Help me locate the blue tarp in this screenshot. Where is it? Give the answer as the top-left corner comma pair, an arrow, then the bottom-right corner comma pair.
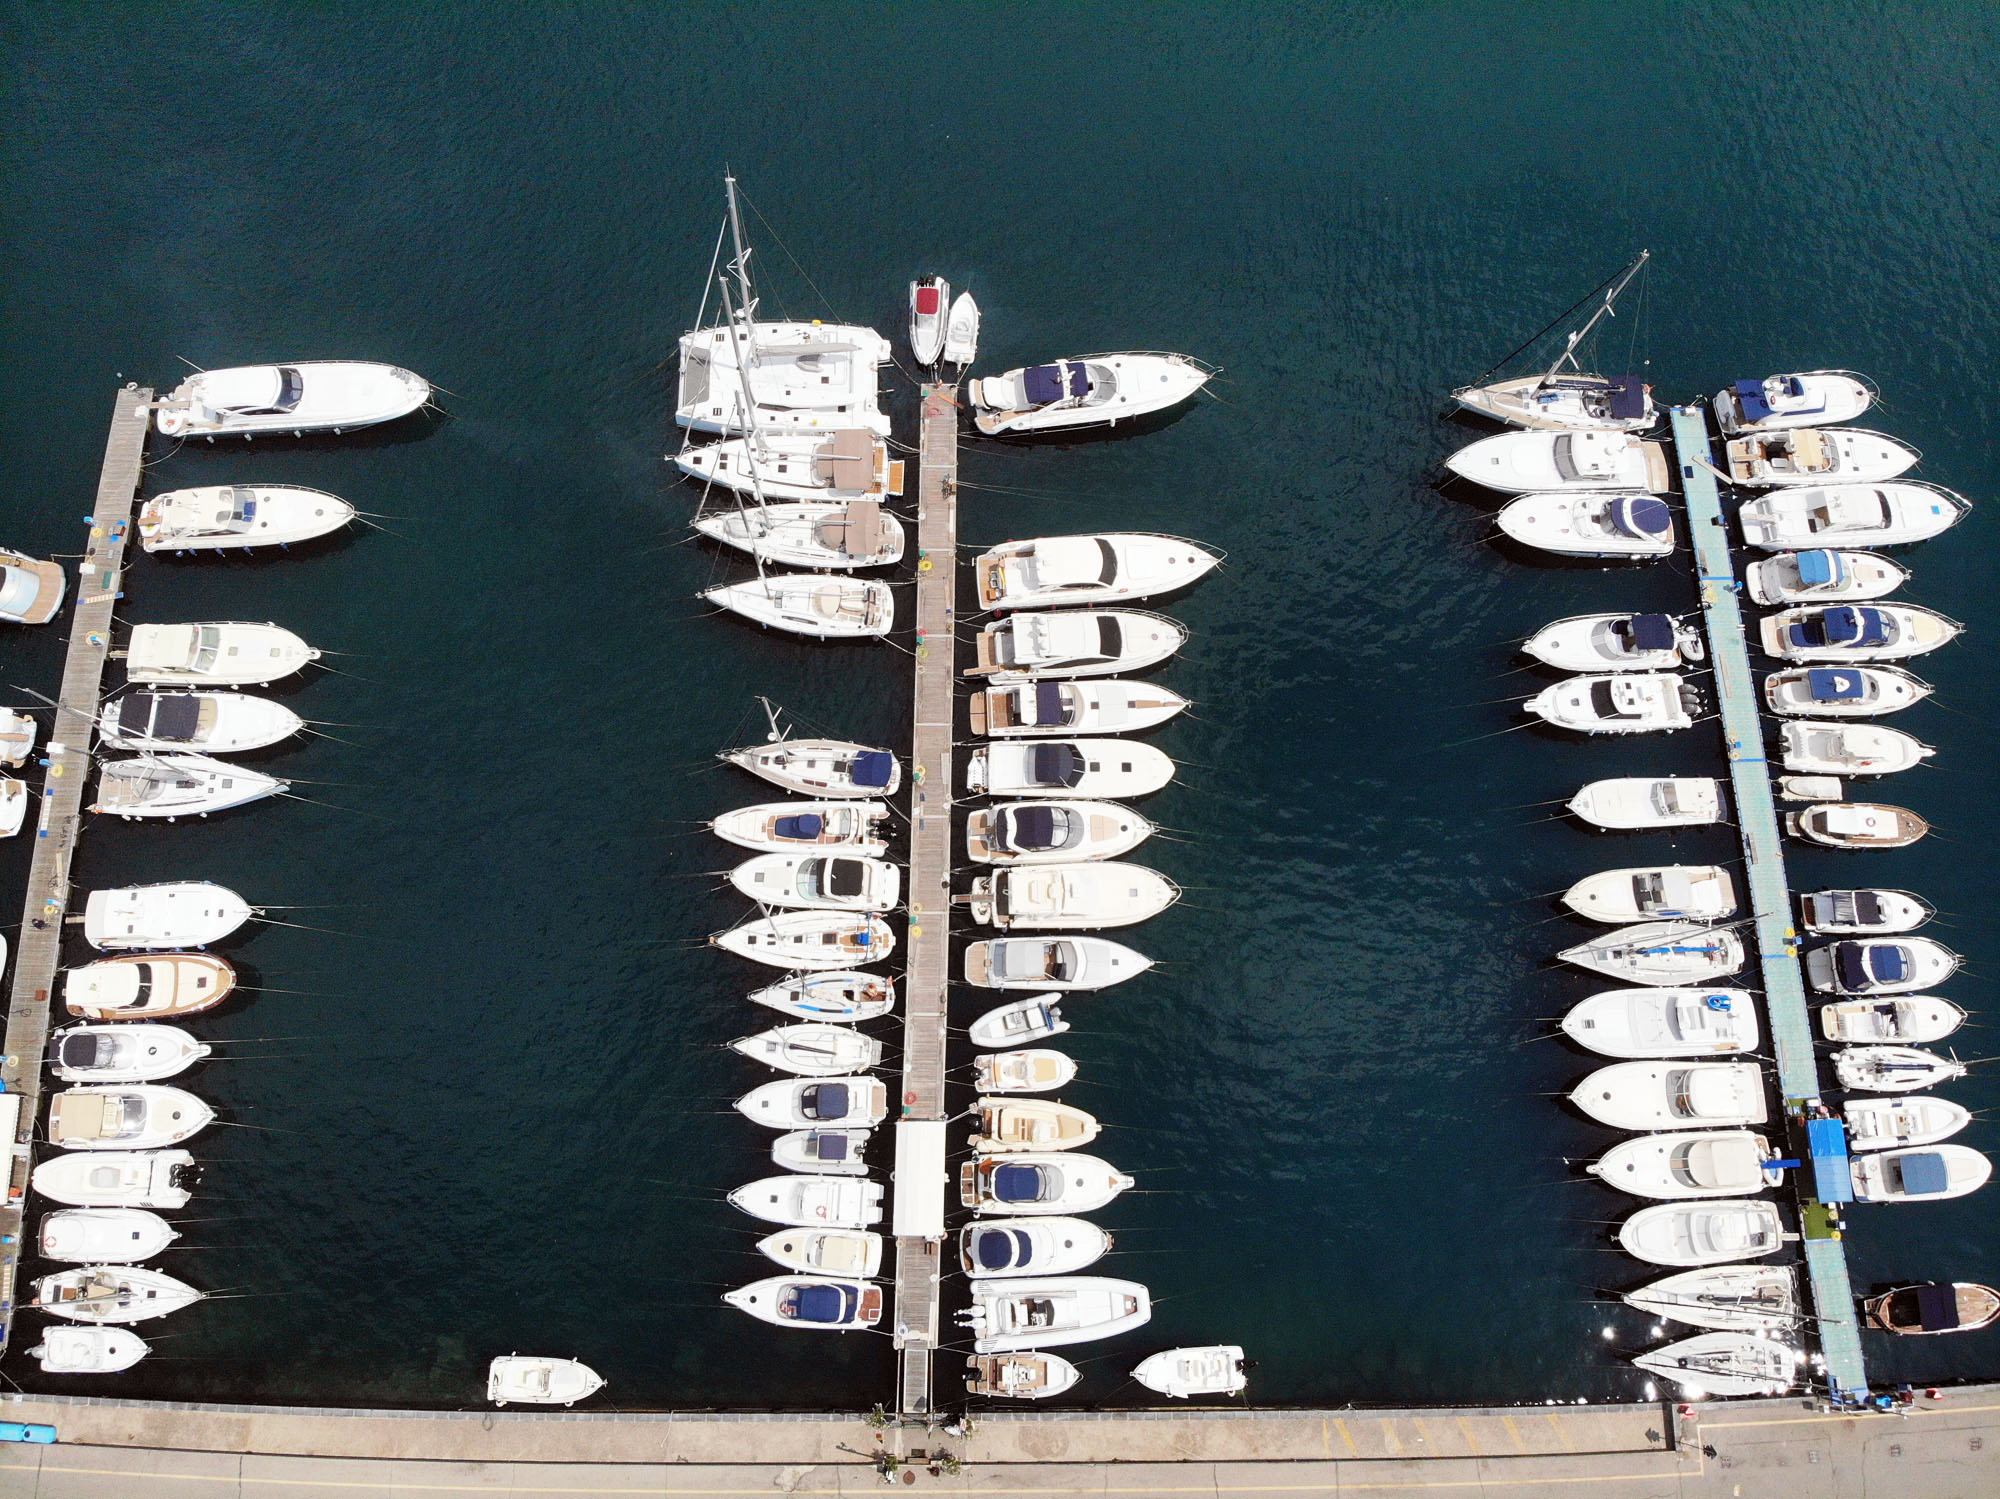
1006,803 -> 1058,848
1613,495 -> 1672,537
849,750 -> 893,788
1805,668 -> 1864,701
1806,1116 -> 1853,1203
1899,1152 -> 1951,1196
1604,377 -> 1648,419
1630,613 -> 1675,651
1035,681 -> 1065,722
775,813 -> 824,839
1022,362 -> 1087,405
993,1163 -> 1047,1202
1916,1283 -> 1962,1330
1733,377 -> 1774,423
974,1228 -> 1017,1271
1796,549 -> 1840,588
793,1284 -> 851,1323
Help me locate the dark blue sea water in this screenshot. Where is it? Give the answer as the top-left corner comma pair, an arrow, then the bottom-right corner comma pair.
3,3 -> 1999,1410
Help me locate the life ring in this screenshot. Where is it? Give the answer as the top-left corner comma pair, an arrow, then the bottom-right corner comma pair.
904,1091 -> 918,1107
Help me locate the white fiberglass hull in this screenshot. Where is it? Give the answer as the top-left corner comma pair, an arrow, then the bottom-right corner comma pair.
1588,1130 -> 1777,1199
711,911 -> 895,970
487,1356 -> 605,1406
30,1149 -> 194,1209
1714,371 -> 1873,435
974,1049 -> 1079,1094
724,740 -> 901,798
723,1275 -> 883,1330
693,502 -> 905,570
1759,604 -> 1959,663
712,800 -> 890,856
966,741 -> 1176,799
1844,1095 -> 1970,1151
1559,988 -> 1759,1058
1781,722 -> 1931,776
1569,1062 -> 1768,1132
729,1174 -> 884,1229
968,997 -> 1068,1048
971,610 -> 1186,682
975,534 -> 1220,610
1448,431 -> 1670,494
960,1154 -> 1132,1217
967,862 -> 1179,930
1524,614 -> 1695,673
728,853 -> 899,911
960,1217 -> 1112,1278
83,882 -> 254,950
677,320 -> 892,437
1724,428 -> 1918,488
1619,1200 -> 1786,1267
38,1208 -> 179,1263
1133,1344 -> 1249,1399
1569,777 -> 1722,830
964,934 -> 1155,991
1623,1266 -> 1799,1332
1560,923 -> 1745,985
735,1076 -> 889,1130
962,1275 -> 1152,1352
155,362 -> 429,439
756,1228 -> 884,1278
772,1127 -> 872,1175
34,1266 -> 201,1323
972,354 -> 1211,436
1764,665 -> 1930,717
703,575 -> 893,640
1834,1046 -> 1965,1093
91,754 -> 287,819
137,485 -> 356,552
48,1084 -> 214,1147
1496,493 -> 1675,556
1633,1332 -> 1799,1397
124,622 -> 319,687
967,801 -> 1157,866
973,680 -> 1190,739
28,1325 -> 150,1373
101,690 -> 303,754
1851,1144 -> 1991,1203
1563,866 -> 1736,924
747,971 -> 896,1023
1820,996 -> 1964,1045
730,1024 -> 884,1077
677,431 -> 901,504
1745,550 -> 1905,606
1737,483 -> 1967,550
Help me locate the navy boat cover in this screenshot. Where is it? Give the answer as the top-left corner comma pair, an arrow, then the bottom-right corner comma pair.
1915,1283 -> 1962,1331
992,1163 -> 1048,1202
57,1034 -> 111,1068
826,860 -> 865,899
1613,495 -> 1672,537
793,1284 -> 850,1323
1805,669 -> 1864,701
1806,1116 -> 1854,1203
849,750 -> 894,788
1034,681 -> 1067,724
1022,362 -> 1089,405
1604,377 -> 1648,420
1897,1152 -> 1950,1197
144,692 -> 202,743
1868,944 -> 1912,985
1630,613 -> 1675,651
1031,743 -> 1083,787
1733,377 -> 1774,423
811,1133 -> 850,1162
1853,890 -> 1884,925
1005,803 -> 1059,849
774,813 -> 824,840
973,1227 -> 1030,1271
801,1083 -> 848,1119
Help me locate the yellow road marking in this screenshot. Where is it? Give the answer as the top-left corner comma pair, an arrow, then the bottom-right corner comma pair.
1333,1417 -> 1361,1456
1501,1414 -> 1526,1451
1455,1417 -> 1481,1455
1546,1411 -> 1579,1452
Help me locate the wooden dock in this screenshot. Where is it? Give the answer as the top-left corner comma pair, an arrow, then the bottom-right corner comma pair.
891,383 -> 959,1415
1670,405 -> 1868,1398
0,384 -> 153,1353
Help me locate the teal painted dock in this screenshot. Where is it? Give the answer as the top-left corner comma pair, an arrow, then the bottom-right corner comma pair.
1669,405 -> 1868,1397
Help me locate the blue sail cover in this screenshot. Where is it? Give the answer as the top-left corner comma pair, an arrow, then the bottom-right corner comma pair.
1796,549 -> 1841,588
1806,1116 -> 1853,1203
774,813 -> 824,840
1898,1152 -> 1950,1196
1613,496 -> 1672,537
1630,613 -> 1676,651
1805,669 -> 1864,702
1604,377 -> 1647,419
792,1284 -> 851,1324
1733,377 -> 1774,422
850,750 -> 893,788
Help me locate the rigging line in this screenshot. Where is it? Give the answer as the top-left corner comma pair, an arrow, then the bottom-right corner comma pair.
737,186 -> 837,323
1462,253 -> 1647,393
691,216 -> 726,336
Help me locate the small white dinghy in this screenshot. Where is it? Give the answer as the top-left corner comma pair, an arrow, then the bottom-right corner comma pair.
85,883 -> 254,951
976,1049 -> 1078,1094
1799,888 -> 1931,935
1844,1095 -> 1970,1151
725,1275 -> 883,1330
91,753 -> 288,819
1447,431 -> 1671,494
1852,1144 -> 1991,1203
1746,549 -> 1905,606
966,1352 -> 1078,1400
27,1325 -> 150,1374
39,1207 -> 179,1263
747,971 -> 895,1023
965,935 -> 1153,991
1760,603 -> 1959,663
1787,801 -> 1928,850
943,292 -> 980,366
960,1217 -> 1112,1278
961,1275 -> 1152,1352
1569,776 -> 1722,830
1623,1266 -> 1798,1332
678,429 -> 904,506
1806,937 -> 1957,995
155,362 -> 429,439
1560,988 -> 1759,1058
1714,372 -> 1874,435
712,801 -> 890,856
729,1174 -> 884,1228
31,1149 -> 194,1209
972,679 -> 1189,738
969,996 -> 1068,1048
486,1355 -> 605,1406
729,853 -> 900,911
1835,1046 -> 1966,1093
1526,674 -> 1698,734
703,573 -> 893,640
0,777 -> 24,838
967,863 -> 1179,931
970,610 -> 1186,681
909,276 -> 949,368
968,742 -> 1177,800
1560,922 -> 1745,985
1569,1062 -> 1768,1132
0,548 -> 67,625
756,1227 -> 883,1278
1724,428 -> 1918,487
51,1025 -> 210,1083
710,910 -> 894,970
694,500 -> 905,570
1588,1130 -> 1779,1199
1764,664 -> 1930,717
1820,996 -> 1965,1045
724,738 -> 900,798
100,690 -> 303,754
975,534 -> 1220,610
971,1097 -> 1100,1154
137,485 -> 355,553
731,1024 -> 883,1077
971,353 -> 1212,436
772,1127 -> 872,1175
1619,1200 -> 1787,1266
1524,613 -> 1701,672
735,1076 -> 889,1130
48,1086 -> 212,1149
0,708 -> 38,766
1563,866 -> 1736,924
124,622 -> 319,686
960,1154 -> 1132,1217
35,1265 -> 201,1323
1781,722 -> 1932,777
967,801 -> 1156,865
65,953 -> 236,1021
1737,483 -> 1968,549
1633,1333 -> 1800,1398
1133,1345 -> 1248,1399
1496,492 -> 1675,557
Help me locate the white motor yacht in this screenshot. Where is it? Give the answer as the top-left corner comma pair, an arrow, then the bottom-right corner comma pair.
1835,1046 -> 1965,1093
39,1208 -> 178,1264
1764,665 -> 1930,716
0,548 -> 67,624
735,1076 -> 888,1130
961,1276 -> 1153,1352
1852,1145 -> 1991,1203
972,1098 -> 1100,1154
694,500 -> 905,571
909,276 -> 949,367
1820,996 -> 1964,1045
724,1276 -> 883,1331
1724,428 -> 1917,487
1495,492 -> 1675,557
975,1049 -> 1079,1094
124,622 -> 319,687
964,935 -> 1153,991
91,754 -> 288,819
1619,1200 -> 1786,1266
1737,483 -> 1968,549
703,574 -> 893,640
967,801 -> 1155,865
1760,604 -> 1959,663
966,863 -> 1179,930
0,708 -> 37,766
974,534 -> 1220,610
1781,722 -> 1932,776
973,679 -> 1188,739
27,1325 -> 150,1374
137,485 -> 355,553
1560,988 -> 1759,1058
486,1356 -> 605,1406
971,353 -> 1212,436
724,737 -> 900,798
729,1174 -> 883,1229
756,1227 -> 883,1278
1714,371 -> 1874,435
48,1086 -> 212,1149
966,1352 -> 1079,1400
771,1127 -> 872,1175
967,741 -> 1175,799
1447,431 -> 1671,494
1526,673 -> 1698,734
1787,801 -> 1928,850
1524,613 -> 1701,673
100,690 -> 302,754
943,291 -> 980,366
34,1265 -> 201,1323
1798,888 -> 1931,935
64,953 -> 235,1020
960,1154 -> 1132,1217
1845,1095 -> 1970,1151
30,1149 -> 194,1209
1588,1130 -> 1780,1199
1807,937 -> 1957,995
730,1024 -> 883,1077
83,882 -> 254,951
1133,1345 -> 1250,1399
1623,1266 -> 1799,1332
1634,1333 -> 1800,1398
710,910 -> 894,970
1569,776 -> 1722,830
1563,866 -> 1736,924
51,1025 -> 209,1083
679,428 -> 903,504
747,971 -> 895,1023
728,853 -> 900,912
968,997 -> 1069,1049
155,362 -> 428,439
1560,923 -> 1744,985
970,609 -> 1186,681
1745,549 -> 1905,607
712,800 -> 890,857
960,1218 -> 1112,1278
1570,1062 -> 1768,1132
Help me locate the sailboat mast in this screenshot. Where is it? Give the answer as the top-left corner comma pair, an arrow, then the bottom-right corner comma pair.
1543,249 -> 1650,384
716,270 -> 775,513
724,173 -> 756,324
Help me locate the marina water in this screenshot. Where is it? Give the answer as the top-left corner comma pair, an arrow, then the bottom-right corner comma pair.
3,4 -> 1998,1407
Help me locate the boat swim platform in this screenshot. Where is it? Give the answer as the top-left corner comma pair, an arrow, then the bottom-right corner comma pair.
890,383 -> 960,1417
0,384 -> 153,1359
1669,405 -> 1867,1399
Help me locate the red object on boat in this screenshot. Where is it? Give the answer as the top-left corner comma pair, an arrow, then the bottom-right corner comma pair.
915,286 -> 941,314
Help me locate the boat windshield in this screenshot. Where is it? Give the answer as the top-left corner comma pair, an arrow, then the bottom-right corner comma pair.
127,963 -> 155,1008
191,627 -> 222,672
274,366 -> 305,411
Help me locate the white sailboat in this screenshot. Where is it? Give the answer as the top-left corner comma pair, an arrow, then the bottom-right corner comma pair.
1453,253 -> 1655,432
703,571 -> 894,640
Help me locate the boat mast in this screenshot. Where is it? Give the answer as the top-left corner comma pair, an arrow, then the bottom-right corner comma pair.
716,270 -> 776,515
1543,250 -> 1649,385
723,172 -> 757,325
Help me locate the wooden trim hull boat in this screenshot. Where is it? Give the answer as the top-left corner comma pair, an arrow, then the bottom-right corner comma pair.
0,549 -> 67,625
712,800 -> 890,856
1746,549 -> 1905,606
1851,1144 -> 1991,1203
1568,1062 -> 1768,1131
1563,866 -> 1735,924
1781,723 -> 1932,776
38,1208 -> 178,1264
124,622 -> 319,687
974,1049 -> 1078,1095
967,802 -> 1156,865
50,1024 -> 210,1083
966,1352 -> 1078,1399
1764,665 -> 1930,717
710,911 -> 895,970
1447,431 -> 1672,494
728,1174 -> 884,1229
34,1265 -> 201,1323
27,1326 -> 149,1373
30,1149 -> 194,1209
1820,996 -> 1965,1044
1714,371 -> 1874,435
734,1077 -> 888,1130
1833,1046 -> 1965,1093
1618,1200 -> 1786,1267
486,1355 -> 605,1405
1632,1332 -> 1800,1397
971,353 -> 1212,436
1588,1130 -> 1779,1199
1844,1095 -> 1970,1150
730,1024 -> 883,1077
975,534 -> 1219,610
971,1097 -> 1100,1154
101,690 -> 303,754
49,1086 -> 213,1149
155,362 -> 429,439
959,1154 -> 1132,1216
960,1275 -> 1152,1351
756,1228 -> 883,1277
746,971 -> 895,1023
1622,1266 -> 1798,1331
968,997 -> 1068,1048
1724,427 -> 1917,487
724,740 -> 901,798
772,1127 -> 872,1175
966,741 -> 1175,798
972,680 -> 1189,739
1133,1345 -> 1249,1399
959,1217 -> 1111,1277
724,1275 -> 883,1330
966,862 -> 1179,930
137,485 -> 355,552
1864,1282 -> 2000,1336
1786,802 -> 1928,849
1560,988 -> 1759,1058
1737,482 -> 1967,549
728,853 -> 899,911
64,954 -> 235,1020
1569,777 -> 1721,829
968,610 -> 1186,682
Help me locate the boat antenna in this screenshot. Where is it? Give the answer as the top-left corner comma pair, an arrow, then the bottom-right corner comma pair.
723,171 -> 757,325
1542,250 -> 1649,385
